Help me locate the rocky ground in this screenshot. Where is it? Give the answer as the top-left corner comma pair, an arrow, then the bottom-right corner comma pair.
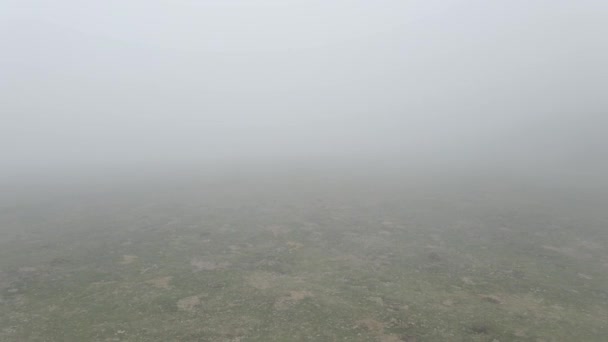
1,175 -> 606,341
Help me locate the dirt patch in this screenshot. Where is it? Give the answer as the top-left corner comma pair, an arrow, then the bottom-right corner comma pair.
500,293 -> 561,320
442,299 -> 454,307
119,255 -> 138,265
469,322 -> 491,334
146,276 -> 172,289
191,258 -> 230,271
246,271 -> 280,290
460,276 -> 475,285
266,225 -> 288,238
356,319 -> 404,342
18,267 -> 38,273
541,245 -> 591,259
479,294 -> 503,304
274,290 -> 313,310
381,335 -> 406,342
286,240 -> 303,252
368,296 -> 384,306
177,295 -> 201,312
382,220 -> 395,227
357,319 -> 385,334
0,271 -> 10,291
330,254 -> 366,268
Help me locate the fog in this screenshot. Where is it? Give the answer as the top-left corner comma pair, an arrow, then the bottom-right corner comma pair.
2,0 -> 606,184
2,2 -> 608,340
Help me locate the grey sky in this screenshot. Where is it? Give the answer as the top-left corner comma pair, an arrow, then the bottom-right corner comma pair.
1,1 -> 607,176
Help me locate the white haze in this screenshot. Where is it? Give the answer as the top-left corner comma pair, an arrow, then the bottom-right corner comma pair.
1,0 -> 607,182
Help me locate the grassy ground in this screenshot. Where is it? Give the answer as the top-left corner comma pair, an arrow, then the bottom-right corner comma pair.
1,174 -> 607,341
